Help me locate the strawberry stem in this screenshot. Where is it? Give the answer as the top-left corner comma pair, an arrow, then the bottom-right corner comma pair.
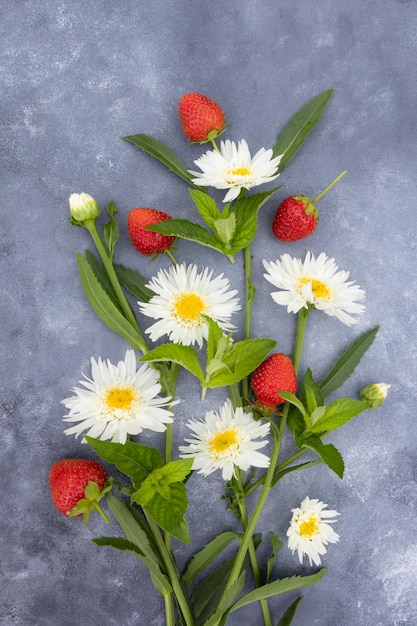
92,501 -> 110,524
165,248 -> 177,264
312,170 -> 347,204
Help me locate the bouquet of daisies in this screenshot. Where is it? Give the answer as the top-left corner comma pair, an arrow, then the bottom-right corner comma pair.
49,90 -> 388,626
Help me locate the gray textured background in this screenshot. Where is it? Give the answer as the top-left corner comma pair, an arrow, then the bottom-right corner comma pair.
1,1 -> 416,625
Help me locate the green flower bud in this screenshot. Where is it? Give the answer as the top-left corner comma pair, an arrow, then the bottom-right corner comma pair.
69,193 -> 100,222
360,383 -> 390,409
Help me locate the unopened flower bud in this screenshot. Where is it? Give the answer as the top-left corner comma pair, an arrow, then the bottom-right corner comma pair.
69,193 -> 100,222
360,383 -> 390,409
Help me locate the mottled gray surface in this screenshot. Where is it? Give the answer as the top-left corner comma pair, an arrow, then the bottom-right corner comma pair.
1,1 -> 416,625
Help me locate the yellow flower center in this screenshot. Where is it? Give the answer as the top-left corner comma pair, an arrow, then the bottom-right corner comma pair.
299,516 -> 319,538
173,291 -> 207,325
210,429 -> 239,456
298,277 -> 331,300
105,386 -> 137,411
228,167 -> 251,177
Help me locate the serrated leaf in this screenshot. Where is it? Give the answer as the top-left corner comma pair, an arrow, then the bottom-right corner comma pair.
123,133 -> 194,185
146,218 -> 224,254
207,338 -> 276,387
277,596 -> 303,626
182,531 -> 241,587
92,535 -> 144,556
266,533 -> 283,583
140,343 -> 205,383
228,188 -> 280,253
85,436 -> 163,487
76,253 -> 144,349
272,90 -> 334,172
319,326 -> 379,397
84,249 -> 121,310
103,201 -> 119,261
205,316 -> 228,363
113,263 -> 153,302
230,569 -> 327,612
302,435 -> 345,479
310,398 -> 369,433
300,369 -> 323,414
189,188 -> 221,230
213,214 -> 237,247
145,482 -> 191,543
159,458 -> 194,484
278,391 -> 308,421
309,406 -> 326,426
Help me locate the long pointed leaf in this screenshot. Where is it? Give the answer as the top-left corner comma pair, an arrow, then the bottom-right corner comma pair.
76,253 -> 144,349
230,569 -> 326,612
319,326 -> 379,397
113,262 -> 153,302
277,596 -> 303,626
182,531 -> 241,587
123,134 -> 194,185
273,90 -> 333,172
146,219 -> 224,253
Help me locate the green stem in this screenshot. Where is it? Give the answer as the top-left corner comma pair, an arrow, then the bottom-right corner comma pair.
241,244 -> 255,401
235,472 -> 272,626
215,309 -> 310,618
145,513 -> 194,626
164,362 -> 179,553
312,170 -> 347,204
163,592 -> 175,626
84,219 -> 149,354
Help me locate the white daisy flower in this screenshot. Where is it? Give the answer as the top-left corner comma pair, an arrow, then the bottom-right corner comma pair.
139,263 -> 241,348
189,139 -> 282,203
263,251 -> 365,326
62,349 -> 174,444
287,496 -> 340,567
179,398 -> 270,481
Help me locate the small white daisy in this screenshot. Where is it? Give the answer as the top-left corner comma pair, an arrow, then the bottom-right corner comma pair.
263,251 -> 365,326
287,496 -> 340,567
179,398 -> 270,481
62,349 -> 174,444
189,139 -> 282,203
139,263 -> 241,348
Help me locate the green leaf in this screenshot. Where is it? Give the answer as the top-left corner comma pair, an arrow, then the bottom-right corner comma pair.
207,338 -> 276,387
140,343 -> 205,383
159,458 -> 194,484
92,535 -> 145,556
266,533 -> 283,583
85,436 -> 163,487
189,188 -> 222,230
84,249 -> 121,310
105,493 -> 171,595
203,571 -> 246,626
230,569 -> 327,612
76,253 -> 144,349
277,596 -> 303,626
145,218 -> 224,254
300,369 -> 324,414
228,189 -> 280,253
182,531 -> 241,587
302,435 -> 345,479
103,201 -> 119,261
272,90 -> 334,172
113,263 -> 153,302
310,398 -> 369,433
122,133 -> 194,185
319,326 -> 379,397
206,316 -> 228,363
144,482 -> 191,543
278,391 -> 308,421
213,214 -> 237,248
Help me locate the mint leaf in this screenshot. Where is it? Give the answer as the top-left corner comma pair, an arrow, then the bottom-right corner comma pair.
140,343 -> 205,383
146,219 -> 224,253
228,188 -> 280,253
302,434 -> 345,478
207,338 -> 276,387
310,398 -> 369,433
189,188 -> 222,230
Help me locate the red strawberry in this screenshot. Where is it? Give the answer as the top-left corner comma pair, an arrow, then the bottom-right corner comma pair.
179,92 -> 225,143
127,208 -> 176,256
49,459 -> 109,523
251,353 -> 297,409
272,171 -> 347,242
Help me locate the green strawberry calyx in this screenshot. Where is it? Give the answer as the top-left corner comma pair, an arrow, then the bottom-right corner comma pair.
68,480 -> 112,526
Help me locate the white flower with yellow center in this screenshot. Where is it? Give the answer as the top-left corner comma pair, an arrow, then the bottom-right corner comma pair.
263,251 -> 365,326
287,496 -> 340,566
139,263 -> 240,347
179,399 -> 270,481
189,139 -> 282,203
62,349 -> 174,444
